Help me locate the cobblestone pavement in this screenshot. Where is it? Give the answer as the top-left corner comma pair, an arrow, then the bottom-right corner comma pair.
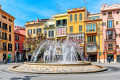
0,63 -> 120,80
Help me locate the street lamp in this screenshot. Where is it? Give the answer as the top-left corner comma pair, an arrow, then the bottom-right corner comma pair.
97,27 -> 101,63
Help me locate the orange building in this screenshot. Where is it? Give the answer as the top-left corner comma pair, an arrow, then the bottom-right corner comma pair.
0,5 -> 15,62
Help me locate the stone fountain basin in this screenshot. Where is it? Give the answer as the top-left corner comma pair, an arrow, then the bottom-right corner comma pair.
8,61 -> 107,74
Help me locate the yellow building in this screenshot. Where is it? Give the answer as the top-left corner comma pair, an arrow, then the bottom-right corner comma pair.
85,13 -> 103,62
0,5 -> 15,62
55,13 -> 68,43
25,19 -> 48,37
25,18 -> 48,60
67,7 -> 89,56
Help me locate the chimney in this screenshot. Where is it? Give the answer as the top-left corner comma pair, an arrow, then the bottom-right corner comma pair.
37,18 -> 39,22
52,14 -> 54,18
0,5 -> 1,9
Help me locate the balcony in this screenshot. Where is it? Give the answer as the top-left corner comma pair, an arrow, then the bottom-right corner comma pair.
105,41 -> 116,52
44,24 -> 55,29
56,27 -> 67,37
86,29 -> 97,34
86,42 -> 97,53
0,47 -> 7,51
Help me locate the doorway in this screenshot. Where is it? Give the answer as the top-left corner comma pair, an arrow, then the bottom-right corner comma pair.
89,55 -> 97,62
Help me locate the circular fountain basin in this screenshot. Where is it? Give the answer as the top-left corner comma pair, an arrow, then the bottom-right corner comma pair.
8,61 -> 107,74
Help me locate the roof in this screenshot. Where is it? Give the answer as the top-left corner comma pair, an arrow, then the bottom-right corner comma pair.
0,9 -> 15,19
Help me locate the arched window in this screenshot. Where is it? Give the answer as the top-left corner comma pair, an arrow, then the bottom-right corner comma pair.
79,13 -> 82,21
70,14 -> 72,22
74,14 -> 77,22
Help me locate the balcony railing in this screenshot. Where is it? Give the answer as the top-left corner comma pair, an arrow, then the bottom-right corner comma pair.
0,47 -> 7,51
86,42 -> 97,53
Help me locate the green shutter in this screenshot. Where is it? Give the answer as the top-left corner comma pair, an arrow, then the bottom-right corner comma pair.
70,14 -> 72,22
70,26 -> 73,33
79,13 -> 82,21
79,25 -> 82,32
74,14 -> 77,22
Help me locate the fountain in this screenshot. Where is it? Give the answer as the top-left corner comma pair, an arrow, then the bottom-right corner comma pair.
8,40 -> 107,73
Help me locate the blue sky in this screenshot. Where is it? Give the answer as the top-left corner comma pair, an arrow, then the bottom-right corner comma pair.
0,0 -> 120,27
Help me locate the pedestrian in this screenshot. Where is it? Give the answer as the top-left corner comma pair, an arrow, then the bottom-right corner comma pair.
108,57 -> 111,63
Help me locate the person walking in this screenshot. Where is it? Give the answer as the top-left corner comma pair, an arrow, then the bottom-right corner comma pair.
108,57 -> 111,63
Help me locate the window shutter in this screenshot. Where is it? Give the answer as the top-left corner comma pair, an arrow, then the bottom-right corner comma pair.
112,20 -> 114,27
107,21 -> 108,28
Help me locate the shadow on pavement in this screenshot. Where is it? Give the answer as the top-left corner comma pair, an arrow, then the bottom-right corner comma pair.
10,76 -> 38,80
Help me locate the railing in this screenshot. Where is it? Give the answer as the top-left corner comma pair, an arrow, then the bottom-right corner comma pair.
87,42 -> 96,44
0,47 -> 7,51
86,45 -> 97,53
67,7 -> 85,12
86,42 -> 97,53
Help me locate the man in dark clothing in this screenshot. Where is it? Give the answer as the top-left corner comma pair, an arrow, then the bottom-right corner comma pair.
108,57 -> 111,63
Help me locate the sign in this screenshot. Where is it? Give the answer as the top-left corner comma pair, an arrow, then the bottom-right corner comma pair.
99,52 -> 102,56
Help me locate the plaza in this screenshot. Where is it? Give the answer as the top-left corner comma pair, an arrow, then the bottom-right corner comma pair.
0,63 -> 120,80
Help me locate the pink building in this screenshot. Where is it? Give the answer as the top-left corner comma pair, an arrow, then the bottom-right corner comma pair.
14,26 -> 26,62
101,4 -> 120,63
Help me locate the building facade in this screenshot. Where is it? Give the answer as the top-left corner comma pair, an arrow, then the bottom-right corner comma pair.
67,7 -> 88,58
85,13 -> 103,62
101,4 -> 120,63
55,13 -> 68,43
14,26 -> 26,62
43,16 -> 55,40
0,5 -> 15,62
25,18 -> 48,61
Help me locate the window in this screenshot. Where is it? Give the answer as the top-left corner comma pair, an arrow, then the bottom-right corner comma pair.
15,35 -> 19,40
108,11 -> 112,18
44,31 -> 47,35
79,13 -> 82,21
8,43 -> 12,51
9,19 -> 12,22
86,24 -> 96,32
74,14 -> 77,22
2,15 -> 7,19
37,28 -> 41,34
108,43 -> 113,50
79,25 -> 82,32
2,32 -> 7,40
56,19 -> 67,27
107,20 -> 114,28
87,36 -> 96,44
49,24 -> 54,27
3,43 -> 7,51
70,14 -> 72,22
56,28 -> 66,36
2,23 -> 7,30
116,34 -> 119,38
106,31 -> 115,40
27,29 -> 32,35
70,26 -> 73,33
103,22 -> 106,26
9,26 -> 11,32
116,11 -> 119,14
103,13 -> 106,15
116,21 -> 119,25
9,34 -> 11,41
15,43 -> 19,50
48,30 -> 54,38
0,21 -> 1,28
33,29 -> 36,34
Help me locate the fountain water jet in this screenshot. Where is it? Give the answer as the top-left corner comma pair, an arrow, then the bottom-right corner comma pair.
8,40 -> 108,74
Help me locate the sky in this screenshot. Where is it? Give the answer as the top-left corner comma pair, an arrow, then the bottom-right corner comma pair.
0,0 -> 120,27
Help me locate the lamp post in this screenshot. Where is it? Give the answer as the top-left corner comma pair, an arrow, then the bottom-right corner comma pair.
98,27 -> 101,63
